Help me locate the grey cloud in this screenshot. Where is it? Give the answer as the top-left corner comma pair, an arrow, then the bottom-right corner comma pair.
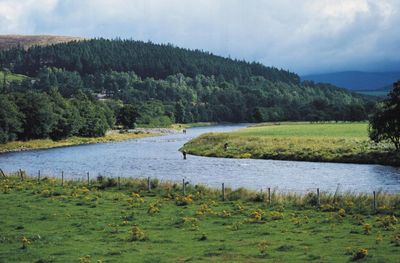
0,0 -> 399,74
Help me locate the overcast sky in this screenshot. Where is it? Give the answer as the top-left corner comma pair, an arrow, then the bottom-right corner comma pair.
0,0 -> 399,75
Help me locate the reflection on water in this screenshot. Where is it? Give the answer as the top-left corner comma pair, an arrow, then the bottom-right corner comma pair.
0,124 -> 399,193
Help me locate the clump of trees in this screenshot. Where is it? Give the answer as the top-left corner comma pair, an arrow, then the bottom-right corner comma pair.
0,90 -> 140,143
369,81 -> 400,150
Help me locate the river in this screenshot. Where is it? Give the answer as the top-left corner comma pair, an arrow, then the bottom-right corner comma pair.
0,124 -> 399,193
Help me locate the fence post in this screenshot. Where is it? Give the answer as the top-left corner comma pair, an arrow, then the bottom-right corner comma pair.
182,179 -> 186,195
373,191 -> 377,211
37,170 -> 41,184
222,183 -> 225,201
0,168 -> 6,178
19,169 -> 24,181
87,172 -> 90,187
118,176 -> 121,189
147,177 -> 151,192
317,188 -> 320,207
61,171 -> 64,187
268,187 -> 271,204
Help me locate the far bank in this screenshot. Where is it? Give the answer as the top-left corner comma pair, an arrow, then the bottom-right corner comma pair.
181,122 -> 400,167
0,122 -> 214,154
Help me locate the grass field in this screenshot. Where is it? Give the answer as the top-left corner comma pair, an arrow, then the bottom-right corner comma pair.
0,174 -> 399,262
0,132 -> 154,154
0,71 -> 28,83
181,122 -> 400,166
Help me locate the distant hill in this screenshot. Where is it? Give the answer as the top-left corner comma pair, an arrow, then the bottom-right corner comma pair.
0,38 -> 300,83
302,71 -> 400,91
0,37 -> 375,124
0,35 -> 86,50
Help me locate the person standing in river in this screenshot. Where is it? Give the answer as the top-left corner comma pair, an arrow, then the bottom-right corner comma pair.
182,150 -> 187,160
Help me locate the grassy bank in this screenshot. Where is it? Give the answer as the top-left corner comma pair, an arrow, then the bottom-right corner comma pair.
0,174 -> 399,262
0,133 -> 154,154
137,122 -> 214,130
181,122 -> 400,166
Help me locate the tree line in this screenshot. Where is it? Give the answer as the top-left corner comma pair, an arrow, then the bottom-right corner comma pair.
0,38 -> 300,84
0,89 -> 143,143
0,38 -> 378,144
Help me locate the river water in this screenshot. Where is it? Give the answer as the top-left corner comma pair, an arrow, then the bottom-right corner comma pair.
0,124 -> 399,193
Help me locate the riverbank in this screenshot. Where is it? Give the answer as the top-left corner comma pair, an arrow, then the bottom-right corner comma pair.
181,122 -> 400,166
0,174 -> 399,262
0,122 -> 214,154
0,132 -> 156,154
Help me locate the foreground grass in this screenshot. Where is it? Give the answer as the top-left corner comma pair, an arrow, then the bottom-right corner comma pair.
0,174 -> 399,262
182,122 -> 400,166
0,133 -> 154,154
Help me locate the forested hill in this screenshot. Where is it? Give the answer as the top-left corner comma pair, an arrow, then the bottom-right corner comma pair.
0,38 -> 299,84
0,38 -> 377,144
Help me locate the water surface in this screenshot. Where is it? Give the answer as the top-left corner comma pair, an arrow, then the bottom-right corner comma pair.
1,124 -> 399,193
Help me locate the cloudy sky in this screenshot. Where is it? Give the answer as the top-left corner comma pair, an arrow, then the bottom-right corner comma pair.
0,0 -> 399,75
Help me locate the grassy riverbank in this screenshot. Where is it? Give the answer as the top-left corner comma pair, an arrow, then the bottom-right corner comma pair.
0,122 -> 213,154
0,133 -> 154,154
0,174 -> 399,262
181,122 -> 400,166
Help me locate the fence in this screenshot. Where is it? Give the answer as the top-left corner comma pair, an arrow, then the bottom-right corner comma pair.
1,168 -> 389,211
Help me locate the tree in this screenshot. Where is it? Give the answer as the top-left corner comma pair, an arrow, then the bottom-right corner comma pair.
0,95 -> 23,143
15,91 -> 57,140
174,101 -> 186,123
118,104 -> 139,129
49,90 -> 82,140
369,81 -> 400,150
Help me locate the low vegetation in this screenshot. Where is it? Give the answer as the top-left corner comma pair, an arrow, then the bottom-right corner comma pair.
181,122 -> 400,166
0,35 -> 85,50
0,132 -> 154,154
0,174 -> 399,262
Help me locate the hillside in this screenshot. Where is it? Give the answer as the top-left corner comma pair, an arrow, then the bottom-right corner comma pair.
302,71 -> 400,91
0,35 -> 86,50
0,37 -> 376,143
0,38 -> 299,83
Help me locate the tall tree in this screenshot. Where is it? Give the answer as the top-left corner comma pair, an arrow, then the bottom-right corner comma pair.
0,95 -> 23,143
369,81 -> 400,150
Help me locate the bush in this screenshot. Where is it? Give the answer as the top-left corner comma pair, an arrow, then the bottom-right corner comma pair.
130,226 -> 147,241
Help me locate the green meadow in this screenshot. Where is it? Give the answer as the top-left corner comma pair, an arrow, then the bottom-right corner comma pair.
0,174 -> 399,262
182,122 -> 400,166
0,71 -> 28,83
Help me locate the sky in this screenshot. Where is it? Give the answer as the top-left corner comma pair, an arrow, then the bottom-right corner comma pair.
0,0 -> 399,75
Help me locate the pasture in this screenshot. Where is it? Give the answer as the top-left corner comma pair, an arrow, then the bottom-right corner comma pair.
0,174 -> 399,262
182,122 -> 400,166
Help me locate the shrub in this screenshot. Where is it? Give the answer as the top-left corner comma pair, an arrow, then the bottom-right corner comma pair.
250,209 -> 265,222
97,176 -> 117,189
130,226 -> 147,241
270,211 -> 284,220
304,192 -> 318,206
363,224 -> 372,235
20,236 -> 31,249
258,240 -> 270,256
376,215 -> 398,230
351,248 -> 368,261
338,208 -> 346,217
226,188 -> 253,201
175,194 -> 193,206
147,201 -> 161,215
198,233 -> 207,241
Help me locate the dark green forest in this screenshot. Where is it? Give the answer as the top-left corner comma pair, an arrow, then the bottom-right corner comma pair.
0,38 -> 376,143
